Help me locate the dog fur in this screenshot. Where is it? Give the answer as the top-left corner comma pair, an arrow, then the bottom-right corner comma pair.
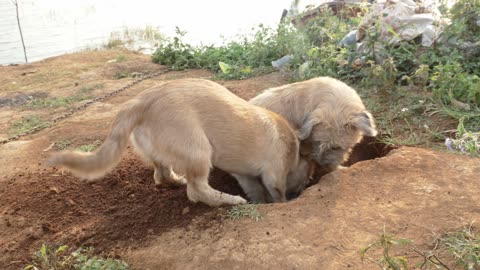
249,76 -> 378,172
47,78 -> 312,207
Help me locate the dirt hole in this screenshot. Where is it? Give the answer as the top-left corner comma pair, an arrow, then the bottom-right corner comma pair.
306,136 -> 397,187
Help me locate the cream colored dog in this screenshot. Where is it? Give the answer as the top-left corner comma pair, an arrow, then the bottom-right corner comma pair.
249,76 -> 378,173
47,78 -> 312,207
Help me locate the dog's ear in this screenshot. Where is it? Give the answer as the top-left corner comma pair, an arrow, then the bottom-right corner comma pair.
297,110 -> 324,140
348,111 -> 378,137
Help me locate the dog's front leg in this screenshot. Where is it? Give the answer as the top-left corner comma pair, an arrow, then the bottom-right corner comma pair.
232,173 -> 269,203
261,172 -> 287,203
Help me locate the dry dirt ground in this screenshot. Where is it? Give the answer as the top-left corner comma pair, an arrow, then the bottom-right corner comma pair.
0,50 -> 479,270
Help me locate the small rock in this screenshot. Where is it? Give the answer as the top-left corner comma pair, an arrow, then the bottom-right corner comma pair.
182,207 -> 190,215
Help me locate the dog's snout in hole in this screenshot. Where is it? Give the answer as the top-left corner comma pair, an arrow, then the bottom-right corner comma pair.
208,136 -> 396,204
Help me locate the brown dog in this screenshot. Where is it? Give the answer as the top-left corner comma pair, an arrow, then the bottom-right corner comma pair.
47,78 -> 312,206
249,76 -> 378,172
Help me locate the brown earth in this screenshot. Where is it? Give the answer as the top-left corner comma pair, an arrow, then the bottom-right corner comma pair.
0,50 -> 479,270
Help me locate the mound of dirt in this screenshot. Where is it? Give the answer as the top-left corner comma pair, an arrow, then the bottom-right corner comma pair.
0,149 -> 246,269
124,147 -> 480,270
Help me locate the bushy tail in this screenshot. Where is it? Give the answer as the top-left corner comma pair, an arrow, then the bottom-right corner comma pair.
47,99 -> 145,180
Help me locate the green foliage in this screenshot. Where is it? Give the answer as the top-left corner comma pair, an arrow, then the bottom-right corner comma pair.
226,204 -> 263,221
24,244 -> 130,270
439,224 -> 480,269
430,61 -> 480,105
152,25 -> 293,79
151,27 -> 198,70
446,0 -> 480,42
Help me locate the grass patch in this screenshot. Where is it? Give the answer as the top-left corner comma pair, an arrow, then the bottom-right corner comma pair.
361,226 -> 412,269
226,204 -> 263,221
9,115 -> 47,136
439,224 -> 480,269
26,84 -> 103,109
24,244 -> 129,270
114,71 -> 130,79
362,224 -> 480,270
54,139 -> 72,150
76,140 -> 102,152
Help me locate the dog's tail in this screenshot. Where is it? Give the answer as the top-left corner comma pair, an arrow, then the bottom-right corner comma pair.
47,99 -> 146,180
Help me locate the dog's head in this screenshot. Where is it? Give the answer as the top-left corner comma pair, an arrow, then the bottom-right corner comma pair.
283,157 -> 316,200
297,109 -> 377,171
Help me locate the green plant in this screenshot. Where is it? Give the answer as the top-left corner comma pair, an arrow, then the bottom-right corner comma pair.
361,226 -> 412,270
445,117 -> 480,157
114,71 -> 130,79
439,224 -> 480,270
24,244 -> 130,270
226,204 -> 263,221
76,140 -> 102,152
9,115 -> 47,135
430,61 -> 480,106
55,139 -> 72,150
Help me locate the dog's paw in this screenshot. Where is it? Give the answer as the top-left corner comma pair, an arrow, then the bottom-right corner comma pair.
231,196 -> 248,205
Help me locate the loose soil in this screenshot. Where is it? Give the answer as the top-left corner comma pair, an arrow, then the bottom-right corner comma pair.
0,50 -> 479,270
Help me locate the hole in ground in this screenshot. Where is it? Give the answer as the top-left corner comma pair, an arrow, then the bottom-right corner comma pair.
308,136 -> 397,186
343,136 -> 397,167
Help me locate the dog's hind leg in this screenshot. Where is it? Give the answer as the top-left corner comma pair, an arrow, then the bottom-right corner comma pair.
153,162 -> 187,186
232,174 -> 269,203
186,165 -> 247,207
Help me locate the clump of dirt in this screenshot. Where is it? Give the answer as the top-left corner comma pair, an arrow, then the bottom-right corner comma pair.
0,149 -> 243,269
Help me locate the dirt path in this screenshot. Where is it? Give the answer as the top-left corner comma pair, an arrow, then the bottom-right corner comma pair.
1,50 -> 479,270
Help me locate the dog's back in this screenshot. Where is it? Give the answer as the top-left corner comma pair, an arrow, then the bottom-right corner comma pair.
136,78 -> 298,176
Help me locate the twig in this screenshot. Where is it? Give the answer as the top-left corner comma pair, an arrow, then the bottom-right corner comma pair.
12,0 -> 28,63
